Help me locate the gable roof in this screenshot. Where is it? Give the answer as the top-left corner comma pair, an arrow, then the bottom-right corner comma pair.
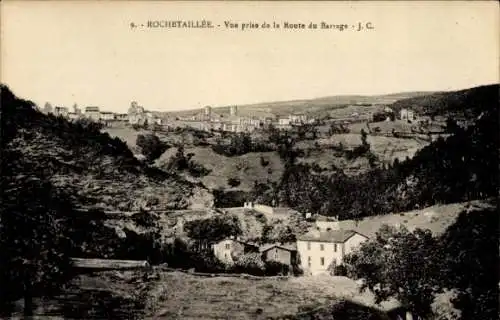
259,243 -> 297,253
297,229 -> 368,243
217,237 -> 259,248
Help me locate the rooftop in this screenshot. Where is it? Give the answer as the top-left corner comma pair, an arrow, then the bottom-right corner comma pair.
259,243 -> 297,253
297,229 -> 367,243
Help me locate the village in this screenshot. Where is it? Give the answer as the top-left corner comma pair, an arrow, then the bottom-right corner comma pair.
41,99 -> 422,135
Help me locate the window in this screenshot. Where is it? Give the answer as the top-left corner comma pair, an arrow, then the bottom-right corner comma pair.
334,243 -> 338,252
320,257 -> 325,266
320,244 -> 324,251
307,256 -> 311,267
225,243 -> 230,250
307,242 -> 311,250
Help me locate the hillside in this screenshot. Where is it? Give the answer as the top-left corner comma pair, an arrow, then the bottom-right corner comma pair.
1,85 -> 213,211
156,146 -> 284,191
163,91 -> 433,119
389,84 -> 499,117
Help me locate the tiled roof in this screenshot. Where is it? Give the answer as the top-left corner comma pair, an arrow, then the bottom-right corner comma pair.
259,243 -> 297,253
297,229 -> 367,243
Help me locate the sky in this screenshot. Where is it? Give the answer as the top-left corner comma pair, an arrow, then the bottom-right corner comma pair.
1,1 -> 498,113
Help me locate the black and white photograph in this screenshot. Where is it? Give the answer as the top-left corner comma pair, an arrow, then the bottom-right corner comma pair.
1,1 -> 498,319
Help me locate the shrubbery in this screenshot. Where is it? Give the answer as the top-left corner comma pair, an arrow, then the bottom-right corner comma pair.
344,205 -> 498,319
136,134 -> 169,163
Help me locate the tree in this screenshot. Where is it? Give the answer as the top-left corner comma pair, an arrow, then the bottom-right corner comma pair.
344,225 -> 441,317
1,152 -> 74,317
1,86 -> 74,317
227,177 -> 241,188
136,133 -> 168,163
184,215 -> 242,252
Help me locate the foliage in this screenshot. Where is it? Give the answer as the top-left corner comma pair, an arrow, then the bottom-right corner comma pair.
227,177 -> 241,187
136,133 -> 169,163
213,189 -> 248,208
233,253 -> 266,275
344,225 -> 443,317
344,206 -> 498,319
164,146 -> 211,177
131,210 -> 159,229
329,123 -> 350,135
1,86 -> 75,316
431,289 -> 462,320
260,156 -> 270,167
262,223 -> 296,244
253,105 -> 498,220
184,215 -> 242,249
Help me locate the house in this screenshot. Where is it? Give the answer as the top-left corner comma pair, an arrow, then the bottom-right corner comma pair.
54,106 -> 69,117
260,243 -> 297,267
212,237 -> 259,264
289,114 -> 307,125
297,229 -> 368,276
100,111 -> 116,121
243,202 -> 300,220
400,108 -> 416,122
85,106 -> 101,121
116,113 -> 129,121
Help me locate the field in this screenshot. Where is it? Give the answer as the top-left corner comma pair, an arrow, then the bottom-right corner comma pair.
8,270 -> 398,320
142,271 -> 399,319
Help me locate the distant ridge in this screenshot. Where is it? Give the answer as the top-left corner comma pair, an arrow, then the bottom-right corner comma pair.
162,91 -> 434,118
389,84 -> 499,117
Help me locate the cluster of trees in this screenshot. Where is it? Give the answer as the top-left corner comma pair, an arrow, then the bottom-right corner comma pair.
344,205 -> 498,319
328,123 -> 350,135
163,145 -> 211,177
136,133 -> 169,163
212,132 -> 274,156
1,86 -> 76,316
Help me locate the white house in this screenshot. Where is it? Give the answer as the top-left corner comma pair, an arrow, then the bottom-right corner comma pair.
212,237 -> 259,264
85,106 -> 101,121
400,108 -> 416,122
296,230 -> 368,276
100,111 -> 116,121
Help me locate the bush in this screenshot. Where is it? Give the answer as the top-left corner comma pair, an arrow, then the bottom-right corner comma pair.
233,253 -> 266,275
264,261 -> 290,276
136,134 -> 168,163
431,289 -> 462,320
260,156 -> 270,167
227,177 -> 241,187
131,211 -> 158,229
333,264 -> 348,276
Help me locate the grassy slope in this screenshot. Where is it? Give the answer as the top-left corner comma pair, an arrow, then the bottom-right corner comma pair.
147,271 -> 398,319
330,199 -> 494,239
156,146 -> 285,191
297,133 -> 429,171
107,125 -> 428,188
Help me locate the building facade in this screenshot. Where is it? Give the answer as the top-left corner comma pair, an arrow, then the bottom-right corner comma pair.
296,230 -> 368,276
260,243 -> 297,266
85,106 -> 101,121
212,238 -> 259,264
400,108 -> 416,121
